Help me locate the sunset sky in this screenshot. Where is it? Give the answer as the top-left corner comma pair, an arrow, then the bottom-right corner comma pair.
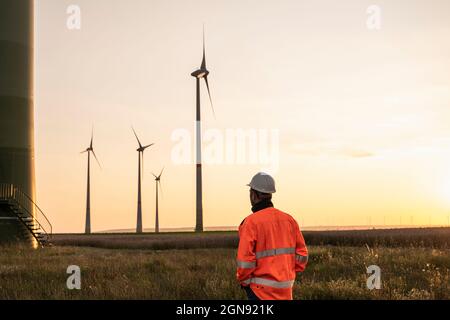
34,0 -> 450,233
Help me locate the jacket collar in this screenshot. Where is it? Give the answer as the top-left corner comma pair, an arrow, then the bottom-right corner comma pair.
251,199 -> 274,213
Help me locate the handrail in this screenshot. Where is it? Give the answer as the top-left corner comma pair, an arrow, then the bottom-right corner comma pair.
19,188 -> 53,236
0,183 -> 52,244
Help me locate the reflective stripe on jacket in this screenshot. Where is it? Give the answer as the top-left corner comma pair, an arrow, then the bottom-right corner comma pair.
236,206 -> 308,300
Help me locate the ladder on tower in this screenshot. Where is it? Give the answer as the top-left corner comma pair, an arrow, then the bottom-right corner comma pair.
0,183 -> 52,247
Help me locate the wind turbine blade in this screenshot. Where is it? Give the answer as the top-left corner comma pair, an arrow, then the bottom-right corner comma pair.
132,127 -> 143,148
80,150 -> 88,154
141,152 -> 145,181
152,172 -> 158,179
158,180 -> 163,198
159,167 -> 165,179
90,126 -> 94,149
201,25 -> 206,69
204,76 -> 216,118
92,150 -> 102,169
143,143 -> 154,150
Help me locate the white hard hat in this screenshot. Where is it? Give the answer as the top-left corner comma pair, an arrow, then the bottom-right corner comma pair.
247,172 -> 276,194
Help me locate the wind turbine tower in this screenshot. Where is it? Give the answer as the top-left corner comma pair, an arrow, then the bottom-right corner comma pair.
80,129 -> 101,234
0,0 -> 36,244
152,168 -> 164,233
132,128 -> 154,233
190,28 -> 215,233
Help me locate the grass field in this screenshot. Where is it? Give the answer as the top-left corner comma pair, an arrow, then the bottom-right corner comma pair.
51,227 -> 450,250
1,228 -> 449,300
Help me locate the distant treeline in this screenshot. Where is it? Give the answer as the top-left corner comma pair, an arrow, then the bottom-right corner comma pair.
51,227 -> 450,250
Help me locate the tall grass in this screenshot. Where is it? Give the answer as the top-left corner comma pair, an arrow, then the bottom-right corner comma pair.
0,245 -> 448,300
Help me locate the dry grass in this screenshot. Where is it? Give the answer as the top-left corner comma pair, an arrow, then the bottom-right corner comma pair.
51,227 -> 450,250
52,232 -> 238,250
0,244 -> 448,300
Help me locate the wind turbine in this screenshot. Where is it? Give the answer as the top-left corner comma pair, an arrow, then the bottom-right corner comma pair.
80,128 -> 101,234
132,127 -> 154,233
191,27 -> 215,233
152,168 -> 164,233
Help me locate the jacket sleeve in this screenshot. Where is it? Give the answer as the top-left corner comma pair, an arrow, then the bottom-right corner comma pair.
236,218 -> 257,286
294,221 -> 308,273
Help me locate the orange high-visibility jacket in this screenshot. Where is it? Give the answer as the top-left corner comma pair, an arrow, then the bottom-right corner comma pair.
236,207 -> 308,300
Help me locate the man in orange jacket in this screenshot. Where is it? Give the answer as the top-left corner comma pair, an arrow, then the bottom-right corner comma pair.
236,172 -> 308,300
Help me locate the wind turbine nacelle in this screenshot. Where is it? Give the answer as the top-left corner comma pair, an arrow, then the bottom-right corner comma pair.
191,69 -> 209,79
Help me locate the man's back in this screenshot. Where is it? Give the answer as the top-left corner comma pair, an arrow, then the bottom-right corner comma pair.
237,206 -> 308,300
248,207 -> 299,251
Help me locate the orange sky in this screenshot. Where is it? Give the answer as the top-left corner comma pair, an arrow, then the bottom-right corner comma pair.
34,0 -> 450,233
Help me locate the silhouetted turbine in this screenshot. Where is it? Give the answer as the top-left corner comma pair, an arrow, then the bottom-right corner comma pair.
190,27 -> 215,233
132,127 -> 154,233
152,168 -> 164,233
80,127 -> 101,234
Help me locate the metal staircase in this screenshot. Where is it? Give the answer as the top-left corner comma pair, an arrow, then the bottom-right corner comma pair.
0,183 -> 52,247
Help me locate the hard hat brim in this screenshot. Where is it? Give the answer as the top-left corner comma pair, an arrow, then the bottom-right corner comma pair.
247,184 -> 276,194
